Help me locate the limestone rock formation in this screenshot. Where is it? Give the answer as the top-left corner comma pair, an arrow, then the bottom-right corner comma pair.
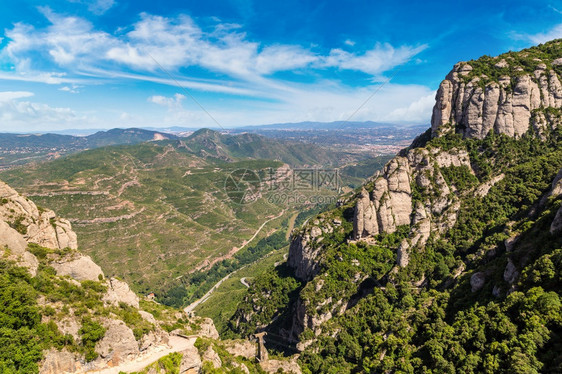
198,317 -> 220,340
288,224 -> 327,282
0,220 -> 39,275
347,147 -> 465,266
431,61 -> 562,139
0,180 -> 78,250
95,319 -> 139,364
202,346 -> 222,369
224,340 -> 257,360
51,255 -> 104,281
103,277 -> 140,308
470,272 -> 486,292
179,344 -> 202,373
39,349 -> 82,374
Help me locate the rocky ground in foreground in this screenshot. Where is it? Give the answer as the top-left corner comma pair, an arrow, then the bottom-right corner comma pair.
0,179 -> 300,373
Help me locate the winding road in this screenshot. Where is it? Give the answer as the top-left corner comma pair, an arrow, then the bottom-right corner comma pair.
184,211 -> 287,314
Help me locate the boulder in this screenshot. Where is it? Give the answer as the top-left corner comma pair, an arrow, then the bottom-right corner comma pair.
198,318 -> 219,340
39,349 -> 81,374
470,272 -> 486,292
96,319 -> 139,364
179,344 -> 202,373
52,255 -> 104,281
0,220 -> 39,276
103,277 -> 140,308
202,346 -> 221,369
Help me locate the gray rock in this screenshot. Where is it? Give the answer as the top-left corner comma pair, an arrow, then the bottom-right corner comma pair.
103,277 -> 140,308
40,349 -> 81,374
430,61 -> 561,139
0,180 -> 78,250
95,319 -> 139,362
180,344 -> 202,373
470,272 -> 486,292
551,206 -> 562,234
52,255 -> 104,281
503,259 -> 519,284
202,346 -> 221,369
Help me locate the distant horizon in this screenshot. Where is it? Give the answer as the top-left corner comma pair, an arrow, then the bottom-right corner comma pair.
0,120 -> 429,136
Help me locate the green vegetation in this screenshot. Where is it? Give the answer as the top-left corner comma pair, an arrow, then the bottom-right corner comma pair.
0,259 -> 77,373
194,247 -> 287,334
79,317 -> 106,361
461,38 -> 562,86
226,99 -> 562,372
0,130 -> 379,307
128,352 -> 183,374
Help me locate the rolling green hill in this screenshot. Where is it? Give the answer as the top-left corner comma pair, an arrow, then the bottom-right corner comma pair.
0,128 -> 177,169
0,131 -> 388,307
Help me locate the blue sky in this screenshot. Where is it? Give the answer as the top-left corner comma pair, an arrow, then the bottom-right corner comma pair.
0,0 -> 561,132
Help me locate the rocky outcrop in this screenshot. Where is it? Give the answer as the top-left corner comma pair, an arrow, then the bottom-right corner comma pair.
0,180 -> 78,250
551,206 -> 562,234
545,168 -> 562,234
198,318 -> 220,340
179,344 -> 202,373
51,255 -> 104,281
0,220 -> 39,275
40,349 -> 82,374
0,179 -> 82,276
288,222 -> 332,282
261,359 -> 302,374
431,61 -> 562,139
353,157 -> 413,239
202,346 -> 222,369
103,277 -> 140,308
224,340 -> 257,360
470,272 -> 486,292
349,147 -> 464,266
95,319 -> 139,365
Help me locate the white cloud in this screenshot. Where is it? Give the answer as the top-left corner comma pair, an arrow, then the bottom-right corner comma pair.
0,91 -> 34,102
0,97 -> 91,132
0,10 -> 434,129
383,92 -> 436,122
67,0 -> 116,15
4,7 -> 116,71
344,39 -> 355,47
59,84 -> 81,93
2,11 -> 426,83
524,23 -> 562,44
321,43 -> 428,77
148,93 -> 186,109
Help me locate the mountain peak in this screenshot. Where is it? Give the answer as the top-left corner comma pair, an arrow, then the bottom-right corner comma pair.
431,40 -> 562,139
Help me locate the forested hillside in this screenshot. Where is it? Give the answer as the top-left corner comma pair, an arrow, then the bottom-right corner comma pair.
227,40 -> 562,373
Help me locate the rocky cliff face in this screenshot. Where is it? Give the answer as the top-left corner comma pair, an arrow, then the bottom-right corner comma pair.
0,180 -> 77,250
431,58 -> 562,140
278,41 -> 562,354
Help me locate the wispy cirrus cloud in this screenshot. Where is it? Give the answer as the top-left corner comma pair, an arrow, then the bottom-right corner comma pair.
0,8 -> 432,129
67,0 -> 116,15
524,23 -> 562,44
2,10 -> 426,84
0,91 -> 89,131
